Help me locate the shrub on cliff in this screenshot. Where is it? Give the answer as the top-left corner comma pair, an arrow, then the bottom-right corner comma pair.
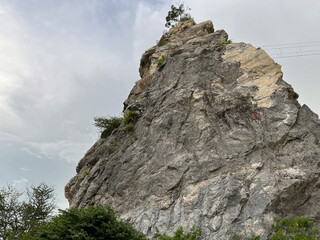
124,111 -> 139,124
157,56 -> 166,68
94,116 -> 123,138
165,3 -> 191,28
94,111 -> 140,138
32,205 -> 146,240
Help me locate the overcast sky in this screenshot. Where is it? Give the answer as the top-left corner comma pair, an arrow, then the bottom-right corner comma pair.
0,0 -> 319,209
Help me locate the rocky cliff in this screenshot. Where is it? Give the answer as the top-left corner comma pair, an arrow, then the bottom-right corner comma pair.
65,19 -> 320,239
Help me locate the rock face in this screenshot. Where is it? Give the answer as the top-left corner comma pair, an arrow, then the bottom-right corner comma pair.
65,20 -> 320,239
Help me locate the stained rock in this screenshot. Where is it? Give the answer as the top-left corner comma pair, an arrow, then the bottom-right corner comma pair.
65,19 -> 320,239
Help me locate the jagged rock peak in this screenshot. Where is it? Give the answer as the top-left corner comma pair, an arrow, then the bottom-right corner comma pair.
125,19 -> 228,111
65,20 -> 320,240
139,19 -> 215,79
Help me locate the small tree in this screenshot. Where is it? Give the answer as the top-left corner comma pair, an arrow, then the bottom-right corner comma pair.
165,3 -> 191,28
0,186 -> 23,240
93,116 -> 123,132
93,116 -> 123,138
0,183 -> 55,240
21,183 -> 55,234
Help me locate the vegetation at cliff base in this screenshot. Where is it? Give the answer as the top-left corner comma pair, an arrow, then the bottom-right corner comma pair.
269,216 -> 319,240
154,226 -> 202,240
233,216 -> 320,240
0,193 -> 200,240
2,185 -> 319,240
0,183 -> 55,240
32,206 -> 146,240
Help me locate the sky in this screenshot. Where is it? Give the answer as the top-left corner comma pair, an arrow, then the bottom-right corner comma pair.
0,0 -> 319,209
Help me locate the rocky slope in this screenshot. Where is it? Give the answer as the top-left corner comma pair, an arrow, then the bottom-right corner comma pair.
65,19 -> 320,239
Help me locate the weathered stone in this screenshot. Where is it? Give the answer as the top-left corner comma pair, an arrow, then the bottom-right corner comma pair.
65,20 -> 320,239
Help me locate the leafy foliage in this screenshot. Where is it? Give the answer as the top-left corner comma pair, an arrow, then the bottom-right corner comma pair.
0,184 -> 55,240
82,169 -> 89,178
153,226 -> 201,240
0,186 -> 23,240
219,40 -> 232,45
124,123 -> 135,133
107,144 -> 119,154
23,184 -> 55,229
32,205 -> 146,240
157,39 -> 169,47
94,112 -> 139,139
232,216 -> 320,240
165,3 -> 191,28
157,56 -> 166,68
94,116 -> 123,139
231,235 -> 260,240
269,216 -> 319,240
124,111 -> 139,125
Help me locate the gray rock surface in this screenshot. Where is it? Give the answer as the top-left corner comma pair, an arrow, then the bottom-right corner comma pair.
65,20 -> 320,239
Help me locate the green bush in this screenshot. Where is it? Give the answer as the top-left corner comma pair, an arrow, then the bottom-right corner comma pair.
124,123 -> 135,133
157,56 -> 166,68
82,169 -> 89,178
153,226 -> 201,240
219,40 -> 232,45
269,216 -> 319,240
232,216 -> 320,240
32,206 -> 146,240
94,112 -> 139,139
107,145 -> 119,154
157,39 -> 169,47
231,235 -> 260,240
94,116 -> 123,139
124,111 -> 139,124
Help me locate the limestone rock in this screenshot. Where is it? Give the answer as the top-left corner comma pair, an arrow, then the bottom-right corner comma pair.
65,20 -> 320,239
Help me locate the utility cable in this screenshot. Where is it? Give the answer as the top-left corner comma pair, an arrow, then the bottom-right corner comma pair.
258,40 -> 320,59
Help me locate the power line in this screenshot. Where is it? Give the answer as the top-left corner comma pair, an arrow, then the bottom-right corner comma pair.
264,43 -> 320,51
259,40 -> 320,59
260,40 -> 320,48
271,52 -> 320,59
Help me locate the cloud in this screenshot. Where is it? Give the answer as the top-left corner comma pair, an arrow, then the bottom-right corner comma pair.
19,131 -> 98,163
20,167 -> 31,171
0,3 -> 27,131
0,1 -> 130,164
0,1 -> 174,168
13,178 -> 29,190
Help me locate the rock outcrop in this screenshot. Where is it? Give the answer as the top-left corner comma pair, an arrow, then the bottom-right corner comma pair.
65,20 -> 320,239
